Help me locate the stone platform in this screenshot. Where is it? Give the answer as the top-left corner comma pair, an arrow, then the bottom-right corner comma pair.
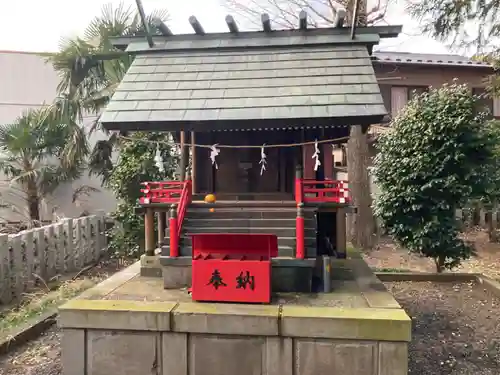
59,254 -> 411,375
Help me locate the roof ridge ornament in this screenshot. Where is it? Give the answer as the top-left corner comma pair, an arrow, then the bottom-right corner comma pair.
152,17 -> 173,36
189,16 -> 205,35
225,15 -> 239,33
331,1 -> 347,28
261,13 -> 272,32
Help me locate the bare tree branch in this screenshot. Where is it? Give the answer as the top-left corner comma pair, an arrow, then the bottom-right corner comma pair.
222,0 -> 393,29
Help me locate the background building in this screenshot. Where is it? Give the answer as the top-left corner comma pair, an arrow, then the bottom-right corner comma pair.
0,51 -> 116,222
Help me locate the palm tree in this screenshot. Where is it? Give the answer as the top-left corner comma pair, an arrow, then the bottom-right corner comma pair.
48,2 -> 169,183
0,108 -> 86,224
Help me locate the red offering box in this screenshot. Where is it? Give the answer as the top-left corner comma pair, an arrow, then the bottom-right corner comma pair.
190,234 -> 277,304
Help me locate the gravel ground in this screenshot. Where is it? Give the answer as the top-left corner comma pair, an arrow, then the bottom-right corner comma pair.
2,280 -> 500,374
0,259 -> 129,375
386,281 -> 500,375
0,326 -> 61,375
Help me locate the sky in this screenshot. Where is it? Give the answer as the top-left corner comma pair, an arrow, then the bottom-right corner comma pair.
0,0 -> 449,54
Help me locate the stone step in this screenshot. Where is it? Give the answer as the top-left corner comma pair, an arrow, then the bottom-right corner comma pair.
185,210 -> 315,220
180,235 -> 315,248
183,226 -> 316,237
162,245 -> 317,258
190,200 -> 298,208
184,218 -> 316,228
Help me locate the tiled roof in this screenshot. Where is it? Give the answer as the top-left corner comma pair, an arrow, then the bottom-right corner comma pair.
373,51 -> 491,68
101,30 -> 387,131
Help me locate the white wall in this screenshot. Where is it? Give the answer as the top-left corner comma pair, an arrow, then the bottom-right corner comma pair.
0,51 -> 117,222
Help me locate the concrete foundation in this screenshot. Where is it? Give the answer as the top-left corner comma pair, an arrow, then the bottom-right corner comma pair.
59,253 -> 411,375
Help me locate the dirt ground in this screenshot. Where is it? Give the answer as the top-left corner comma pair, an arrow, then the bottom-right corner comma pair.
0,259 -> 128,375
0,326 -> 61,375
386,281 -> 500,375
364,230 -> 500,278
2,231 -> 500,375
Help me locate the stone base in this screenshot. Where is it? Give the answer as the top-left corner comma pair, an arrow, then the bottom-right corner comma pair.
271,258 -> 315,292
139,254 -> 162,278
59,259 -> 410,375
161,256 -> 192,289
160,256 -> 315,292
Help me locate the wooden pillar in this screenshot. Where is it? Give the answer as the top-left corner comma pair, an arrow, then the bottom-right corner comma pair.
191,130 -> 196,193
179,131 -> 186,181
336,208 -> 347,258
144,208 -> 155,256
157,211 -> 166,247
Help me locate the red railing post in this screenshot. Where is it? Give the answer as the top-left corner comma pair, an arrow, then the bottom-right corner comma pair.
296,203 -> 305,259
294,166 -> 303,205
169,205 -> 179,257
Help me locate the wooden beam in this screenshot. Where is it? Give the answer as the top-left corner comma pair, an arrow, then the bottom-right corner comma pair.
134,0 -> 154,47
144,208 -> 155,256
152,17 -> 173,36
157,212 -> 166,246
351,0 -> 360,39
191,131 -> 197,194
336,208 -> 347,255
261,13 -> 272,32
180,131 -> 186,181
225,15 -> 239,33
299,10 -> 307,30
189,15 -> 205,35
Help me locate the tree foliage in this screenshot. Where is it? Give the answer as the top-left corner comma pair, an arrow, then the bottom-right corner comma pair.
106,133 -> 178,258
373,82 -> 496,272
0,108 -> 86,224
407,0 -> 500,95
49,2 -> 169,183
407,0 -> 500,53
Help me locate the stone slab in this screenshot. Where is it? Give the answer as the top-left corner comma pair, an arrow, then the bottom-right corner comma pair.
61,329 -> 85,375
378,342 -> 408,375
189,334 -> 265,375
76,261 -> 141,300
172,302 -> 280,336
59,300 -> 176,331
162,332 -> 188,375
281,306 -> 411,342
295,339 -> 376,375
87,330 -> 160,375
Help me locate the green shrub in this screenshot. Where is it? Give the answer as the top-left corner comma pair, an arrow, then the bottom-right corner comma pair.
373,82 -> 496,272
106,132 -> 178,258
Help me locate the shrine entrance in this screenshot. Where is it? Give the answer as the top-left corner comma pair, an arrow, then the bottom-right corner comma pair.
193,130 -> 298,200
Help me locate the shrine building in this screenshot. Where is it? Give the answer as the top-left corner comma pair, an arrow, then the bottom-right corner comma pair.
57,12 -> 412,375
100,14 -> 401,291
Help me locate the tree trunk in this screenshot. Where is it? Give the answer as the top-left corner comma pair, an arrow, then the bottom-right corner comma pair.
347,125 -> 375,249
28,195 -> 41,224
26,179 -> 41,224
435,256 -> 445,273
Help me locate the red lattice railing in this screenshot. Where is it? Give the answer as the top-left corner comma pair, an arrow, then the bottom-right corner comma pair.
139,180 -> 192,256
297,179 -> 350,204
140,181 -> 185,205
